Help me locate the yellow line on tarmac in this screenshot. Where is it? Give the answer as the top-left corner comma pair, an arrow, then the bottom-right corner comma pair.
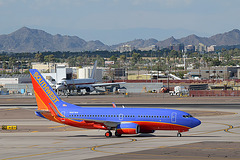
5,108 -> 19,111
91,138 -> 137,154
91,140 -> 232,159
189,122 -> 236,136
1,147 -> 87,160
48,125 -> 67,128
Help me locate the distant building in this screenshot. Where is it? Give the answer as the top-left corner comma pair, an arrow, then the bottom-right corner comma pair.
32,62 -> 69,73
184,45 -> 195,52
77,67 -> 102,82
207,45 -> 216,52
0,74 -> 31,85
168,44 -> 184,51
195,43 -> 207,53
189,66 -> 240,79
139,45 -> 158,51
118,45 -> 134,53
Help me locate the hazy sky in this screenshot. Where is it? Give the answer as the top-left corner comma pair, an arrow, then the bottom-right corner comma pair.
0,0 -> 239,44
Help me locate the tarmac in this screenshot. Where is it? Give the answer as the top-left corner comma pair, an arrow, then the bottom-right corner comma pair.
0,94 -> 240,160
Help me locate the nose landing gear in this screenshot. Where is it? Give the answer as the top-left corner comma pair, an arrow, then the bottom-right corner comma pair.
177,132 -> 182,137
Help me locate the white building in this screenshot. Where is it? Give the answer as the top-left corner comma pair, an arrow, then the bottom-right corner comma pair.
77,67 -> 102,82
42,66 -> 73,87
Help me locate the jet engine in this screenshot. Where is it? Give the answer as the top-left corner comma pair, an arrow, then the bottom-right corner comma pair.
116,122 -> 140,134
86,86 -> 94,93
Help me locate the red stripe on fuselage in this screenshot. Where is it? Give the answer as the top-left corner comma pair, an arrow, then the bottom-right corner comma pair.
131,121 -> 190,132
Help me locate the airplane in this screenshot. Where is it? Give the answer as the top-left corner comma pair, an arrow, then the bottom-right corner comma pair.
30,69 -> 201,137
56,60 -> 125,94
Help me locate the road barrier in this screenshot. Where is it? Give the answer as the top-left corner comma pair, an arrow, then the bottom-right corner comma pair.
2,125 -> 17,130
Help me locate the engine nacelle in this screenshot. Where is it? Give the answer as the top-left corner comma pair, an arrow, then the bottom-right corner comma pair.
86,86 -> 94,92
116,123 -> 140,134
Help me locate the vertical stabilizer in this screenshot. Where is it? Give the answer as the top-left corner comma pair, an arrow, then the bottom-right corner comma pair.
29,69 -> 63,117
91,60 -> 97,79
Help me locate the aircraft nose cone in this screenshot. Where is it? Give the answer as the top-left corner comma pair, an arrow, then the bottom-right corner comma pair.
192,118 -> 201,128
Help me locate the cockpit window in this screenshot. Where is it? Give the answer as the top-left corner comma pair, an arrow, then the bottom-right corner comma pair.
183,115 -> 193,118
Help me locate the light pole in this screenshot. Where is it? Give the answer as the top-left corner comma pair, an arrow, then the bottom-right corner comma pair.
151,50 -> 153,83
166,70 -> 169,92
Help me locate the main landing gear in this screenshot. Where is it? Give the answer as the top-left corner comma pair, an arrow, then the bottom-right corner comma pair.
177,132 -> 182,137
115,131 -> 122,137
105,131 -> 112,137
105,131 -> 122,137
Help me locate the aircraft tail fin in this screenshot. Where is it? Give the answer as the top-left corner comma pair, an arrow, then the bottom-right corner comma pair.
91,60 -> 97,79
29,69 -> 63,117
112,102 -> 117,108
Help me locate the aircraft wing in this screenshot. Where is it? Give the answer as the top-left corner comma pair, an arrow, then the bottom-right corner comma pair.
70,118 -> 120,128
91,82 -> 125,88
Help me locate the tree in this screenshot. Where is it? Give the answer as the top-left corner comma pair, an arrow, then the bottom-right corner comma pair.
109,55 -> 117,62
34,53 -> 44,62
96,55 -> 104,67
120,55 -> 126,62
44,54 -> 55,63
131,52 -> 141,64
9,57 -> 16,73
211,59 -> 221,66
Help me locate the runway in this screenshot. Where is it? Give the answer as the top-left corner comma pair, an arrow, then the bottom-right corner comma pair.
0,105 -> 240,160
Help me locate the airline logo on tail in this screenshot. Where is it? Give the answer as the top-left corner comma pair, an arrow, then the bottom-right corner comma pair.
32,71 -> 59,104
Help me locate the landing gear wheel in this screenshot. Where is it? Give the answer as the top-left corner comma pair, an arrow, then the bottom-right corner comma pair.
105,131 -> 112,137
115,132 -> 122,137
177,132 -> 182,137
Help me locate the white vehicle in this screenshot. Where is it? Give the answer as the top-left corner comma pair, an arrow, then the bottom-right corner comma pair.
169,86 -> 188,96
117,87 -> 127,94
56,61 -> 125,94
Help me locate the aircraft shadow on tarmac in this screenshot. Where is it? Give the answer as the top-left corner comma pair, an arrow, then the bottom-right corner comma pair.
67,133 -> 220,138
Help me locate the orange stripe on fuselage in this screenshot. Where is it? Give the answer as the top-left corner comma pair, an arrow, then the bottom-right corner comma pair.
40,112 -> 107,129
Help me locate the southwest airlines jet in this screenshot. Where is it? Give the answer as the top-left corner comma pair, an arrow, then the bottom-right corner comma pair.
30,69 -> 201,137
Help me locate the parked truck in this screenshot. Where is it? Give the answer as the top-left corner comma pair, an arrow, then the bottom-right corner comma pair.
169,86 -> 188,96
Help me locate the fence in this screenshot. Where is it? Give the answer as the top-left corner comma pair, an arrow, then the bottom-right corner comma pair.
189,90 -> 240,97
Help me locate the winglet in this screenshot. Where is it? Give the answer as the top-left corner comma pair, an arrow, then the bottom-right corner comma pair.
112,102 -> 117,108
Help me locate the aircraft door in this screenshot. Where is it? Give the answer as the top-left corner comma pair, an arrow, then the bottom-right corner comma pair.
119,114 -> 123,121
61,111 -> 65,122
171,112 -> 177,123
